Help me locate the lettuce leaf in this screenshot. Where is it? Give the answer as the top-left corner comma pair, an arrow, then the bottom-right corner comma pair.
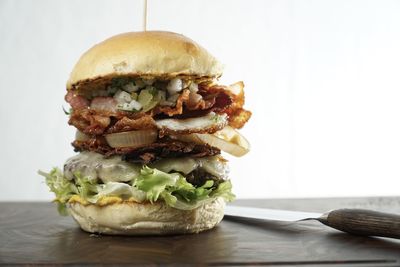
134,166 -> 180,202
40,165 -> 235,214
135,168 -> 235,210
211,179 -> 236,201
74,172 -> 101,202
135,167 -> 214,206
39,168 -> 77,215
161,179 -> 235,210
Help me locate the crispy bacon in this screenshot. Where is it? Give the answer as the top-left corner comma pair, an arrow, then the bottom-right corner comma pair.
72,138 -> 220,164
187,92 -> 204,109
67,82 -> 250,135
90,97 -> 118,113
107,114 -> 157,133
152,86 -> 232,116
201,85 -> 234,113
227,108 -> 252,129
72,137 -> 111,155
69,109 -> 226,136
153,89 -> 191,116
68,109 -> 114,135
121,141 -> 220,163
65,91 -> 89,110
152,87 -> 231,120
220,82 -> 252,129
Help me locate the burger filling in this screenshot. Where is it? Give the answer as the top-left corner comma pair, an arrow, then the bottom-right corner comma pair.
42,77 -> 251,215
66,78 -> 251,137
68,77 -> 227,113
39,152 -> 234,215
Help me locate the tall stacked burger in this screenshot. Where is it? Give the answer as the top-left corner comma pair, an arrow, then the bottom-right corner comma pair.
40,31 -> 251,235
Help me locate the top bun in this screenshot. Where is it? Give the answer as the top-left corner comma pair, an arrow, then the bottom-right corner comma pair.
67,31 -> 223,90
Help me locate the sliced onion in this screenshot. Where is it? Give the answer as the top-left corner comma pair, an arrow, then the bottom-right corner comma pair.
75,130 -> 90,142
105,130 -> 157,148
176,126 -> 250,157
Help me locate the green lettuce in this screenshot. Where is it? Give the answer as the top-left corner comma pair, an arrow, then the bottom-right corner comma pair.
162,179 -> 235,210
39,165 -> 235,215
74,173 -> 100,203
39,168 -> 77,215
135,166 -> 180,202
133,167 -> 235,210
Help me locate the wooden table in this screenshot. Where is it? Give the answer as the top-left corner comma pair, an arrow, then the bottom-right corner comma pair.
1,197 -> 400,266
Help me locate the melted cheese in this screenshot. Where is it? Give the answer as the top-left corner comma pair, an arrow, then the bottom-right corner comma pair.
69,195 -> 89,205
68,195 -> 141,206
150,156 -> 229,179
64,152 -> 141,183
64,152 -> 229,183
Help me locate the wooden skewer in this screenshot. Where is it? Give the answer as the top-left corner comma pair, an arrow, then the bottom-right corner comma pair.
143,0 -> 148,31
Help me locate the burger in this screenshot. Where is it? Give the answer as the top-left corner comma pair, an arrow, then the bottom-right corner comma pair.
39,31 -> 251,235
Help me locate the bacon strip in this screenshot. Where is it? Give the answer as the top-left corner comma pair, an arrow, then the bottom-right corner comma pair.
107,115 -> 157,133
220,82 -> 252,129
65,91 -> 89,110
72,138 -> 220,164
153,89 -> 191,116
227,109 -> 252,129
68,109 -> 113,135
90,97 -> 118,113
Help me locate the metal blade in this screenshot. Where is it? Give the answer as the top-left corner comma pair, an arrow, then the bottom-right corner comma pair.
224,205 -> 322,222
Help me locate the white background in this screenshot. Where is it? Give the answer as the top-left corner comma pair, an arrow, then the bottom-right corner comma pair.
1,0 -> 400,201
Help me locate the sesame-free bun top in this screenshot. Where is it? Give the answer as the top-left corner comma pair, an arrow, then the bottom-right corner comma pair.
67,31 -> 223,90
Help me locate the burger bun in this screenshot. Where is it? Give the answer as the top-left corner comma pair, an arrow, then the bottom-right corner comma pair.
68,197 -> 225,235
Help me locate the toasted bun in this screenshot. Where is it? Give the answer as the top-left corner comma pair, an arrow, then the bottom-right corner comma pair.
68,198 -> 225,235
67,31 -> 223,90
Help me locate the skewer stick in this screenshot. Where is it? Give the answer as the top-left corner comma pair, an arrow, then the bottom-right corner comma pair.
143,0 -> 148,31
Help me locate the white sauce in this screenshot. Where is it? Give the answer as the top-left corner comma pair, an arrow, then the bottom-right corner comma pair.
150,156 -> 229,180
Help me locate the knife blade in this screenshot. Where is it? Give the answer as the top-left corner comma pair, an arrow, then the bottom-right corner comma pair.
224,205 -> 321,222
224,205 -> 400,239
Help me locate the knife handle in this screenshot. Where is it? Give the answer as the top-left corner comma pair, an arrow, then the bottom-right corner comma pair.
318,208 -> 400,239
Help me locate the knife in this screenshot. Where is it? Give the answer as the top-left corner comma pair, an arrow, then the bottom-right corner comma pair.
224,205 -> 400,239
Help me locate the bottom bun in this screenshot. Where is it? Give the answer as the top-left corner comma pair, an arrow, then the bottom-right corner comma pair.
68,198 -> 225,235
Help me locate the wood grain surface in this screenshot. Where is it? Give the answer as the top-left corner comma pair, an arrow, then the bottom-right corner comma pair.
1,197 -> 400,266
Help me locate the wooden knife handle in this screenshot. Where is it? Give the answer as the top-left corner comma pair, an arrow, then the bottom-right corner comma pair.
318,209 -> 400,239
